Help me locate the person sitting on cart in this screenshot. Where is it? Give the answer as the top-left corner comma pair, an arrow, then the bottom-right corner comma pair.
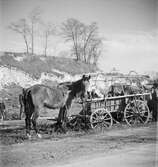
80,88 -> 101,116
151,83 -> 158,122
91,88 -> 100,98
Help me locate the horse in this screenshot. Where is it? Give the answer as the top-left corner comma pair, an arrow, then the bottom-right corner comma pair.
23,75 -> 91,138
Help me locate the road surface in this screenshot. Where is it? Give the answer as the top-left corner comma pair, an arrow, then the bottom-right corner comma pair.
0,121 -> 158,167
52,143 -> 157,167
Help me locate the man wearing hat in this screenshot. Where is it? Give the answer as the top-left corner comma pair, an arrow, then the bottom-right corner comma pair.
151,83 -> 158,122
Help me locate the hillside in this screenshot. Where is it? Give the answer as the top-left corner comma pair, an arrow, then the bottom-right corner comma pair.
0,52 -> 99,79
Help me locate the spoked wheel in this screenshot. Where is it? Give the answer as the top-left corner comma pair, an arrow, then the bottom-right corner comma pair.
124,100 -> 150,126
90,108 -> 113,130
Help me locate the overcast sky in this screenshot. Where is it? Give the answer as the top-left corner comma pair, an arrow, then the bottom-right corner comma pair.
0,0 -> 157,73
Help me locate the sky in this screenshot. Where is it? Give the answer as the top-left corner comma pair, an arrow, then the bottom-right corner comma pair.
0,0 -> 158,73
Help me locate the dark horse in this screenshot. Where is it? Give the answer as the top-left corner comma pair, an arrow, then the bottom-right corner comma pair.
22,75 -> 91,138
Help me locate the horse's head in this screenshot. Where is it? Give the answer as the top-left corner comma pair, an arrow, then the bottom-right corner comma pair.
67,74 -> 91,101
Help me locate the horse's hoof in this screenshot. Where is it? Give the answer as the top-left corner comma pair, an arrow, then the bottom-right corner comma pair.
37,133 -> 42,138
26,133 -> 32,139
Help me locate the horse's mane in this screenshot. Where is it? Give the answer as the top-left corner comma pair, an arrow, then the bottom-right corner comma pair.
58,82 -> 72,90
71,78 -> 82,88
70,78 -> 84,96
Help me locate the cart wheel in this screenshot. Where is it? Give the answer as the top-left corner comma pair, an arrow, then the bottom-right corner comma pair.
90,108 -> 113,130
124,100 -> 150,126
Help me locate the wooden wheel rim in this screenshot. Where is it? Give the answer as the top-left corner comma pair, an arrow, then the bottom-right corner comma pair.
90,108 -> 113,129
124,100 -> 150,126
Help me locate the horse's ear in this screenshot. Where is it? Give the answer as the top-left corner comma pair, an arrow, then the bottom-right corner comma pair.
82,74 -> 90,80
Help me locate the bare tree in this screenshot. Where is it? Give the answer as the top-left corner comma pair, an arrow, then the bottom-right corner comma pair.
61,18 -> 84,61
9,19 -> 30,53
61,18 -> 102,64
81,22 -> 98,63
88,38 -> 102,65
28,7 -> 42,54
41,22 -> 56,56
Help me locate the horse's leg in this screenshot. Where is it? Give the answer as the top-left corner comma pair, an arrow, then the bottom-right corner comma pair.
63,107 -> 68,128
60,106 -> 68,133
24,100 -> 32,139
55,107 -> 66,133
31,107 -> 41,138
55,107 -> 63,133
57,93 -> 73,133
57,107 -> 64,123
25,115 -> 31,139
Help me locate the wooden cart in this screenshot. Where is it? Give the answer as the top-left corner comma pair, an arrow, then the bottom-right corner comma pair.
88,93 -> 151,130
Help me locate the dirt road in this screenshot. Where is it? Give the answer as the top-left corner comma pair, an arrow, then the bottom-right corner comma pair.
51,143 -> 157,167
0,121 -> 157,167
